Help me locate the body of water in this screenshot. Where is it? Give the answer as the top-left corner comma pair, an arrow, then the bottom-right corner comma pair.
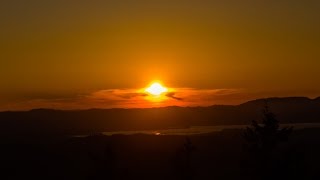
77,123 -> 320,137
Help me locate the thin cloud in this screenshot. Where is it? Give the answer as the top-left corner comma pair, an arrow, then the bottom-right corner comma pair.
0,88 -> 246,111
165,92 -> 183,101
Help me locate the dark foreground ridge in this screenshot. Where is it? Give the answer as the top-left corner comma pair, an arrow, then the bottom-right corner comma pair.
0,97 -> 320,179
0,97 -> 320,136
1,128 -> 320,179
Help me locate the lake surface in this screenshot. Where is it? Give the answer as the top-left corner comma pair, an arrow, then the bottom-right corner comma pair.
91,123 -> 320,136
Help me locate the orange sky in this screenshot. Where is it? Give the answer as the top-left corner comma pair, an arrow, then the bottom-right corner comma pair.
0,0 -> 320,110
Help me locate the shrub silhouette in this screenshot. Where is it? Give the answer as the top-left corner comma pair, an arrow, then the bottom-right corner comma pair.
88,140 -> 116,180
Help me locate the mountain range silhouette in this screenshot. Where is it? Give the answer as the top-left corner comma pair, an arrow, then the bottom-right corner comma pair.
0,97 -> 319,136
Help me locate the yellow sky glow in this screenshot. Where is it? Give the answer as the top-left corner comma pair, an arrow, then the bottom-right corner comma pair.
0,1 -> 320,110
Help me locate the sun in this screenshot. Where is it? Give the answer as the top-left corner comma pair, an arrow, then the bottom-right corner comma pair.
145,82 -> 168,96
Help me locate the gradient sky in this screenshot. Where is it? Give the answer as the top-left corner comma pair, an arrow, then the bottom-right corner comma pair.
1,0 -> 320,110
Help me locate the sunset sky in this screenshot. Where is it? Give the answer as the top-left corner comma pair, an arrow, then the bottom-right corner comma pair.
1,0 -> 320,110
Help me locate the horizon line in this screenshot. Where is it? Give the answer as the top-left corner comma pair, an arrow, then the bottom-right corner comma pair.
1,96 -> 319,113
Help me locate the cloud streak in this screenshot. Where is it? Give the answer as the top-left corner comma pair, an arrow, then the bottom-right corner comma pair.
0,88 -> 248,111
165,92 -> 183,101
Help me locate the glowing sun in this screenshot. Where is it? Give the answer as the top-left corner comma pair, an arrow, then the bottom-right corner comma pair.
145,82 -> 168,96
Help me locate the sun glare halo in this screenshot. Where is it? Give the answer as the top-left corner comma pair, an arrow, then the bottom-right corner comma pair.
145,82 -> 168,96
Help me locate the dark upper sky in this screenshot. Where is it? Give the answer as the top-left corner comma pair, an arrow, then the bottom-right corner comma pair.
1,0 -> 320,110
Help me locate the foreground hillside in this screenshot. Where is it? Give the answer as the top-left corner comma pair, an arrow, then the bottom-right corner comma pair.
0,128 -> 319,180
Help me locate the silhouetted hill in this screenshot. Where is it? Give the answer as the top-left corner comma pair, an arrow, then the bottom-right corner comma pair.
0,97 -> 320,136
240,97 -> 312,106
314,96 -> 320,102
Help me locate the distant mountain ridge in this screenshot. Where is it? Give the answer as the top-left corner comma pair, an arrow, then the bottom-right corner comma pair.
0,97 -> 320,136
240,96 -> 319,105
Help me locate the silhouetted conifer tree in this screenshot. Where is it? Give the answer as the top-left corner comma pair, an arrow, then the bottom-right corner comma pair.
174,137 -> 196,180
243,103 -> 293,154
243,102 -> 293,179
